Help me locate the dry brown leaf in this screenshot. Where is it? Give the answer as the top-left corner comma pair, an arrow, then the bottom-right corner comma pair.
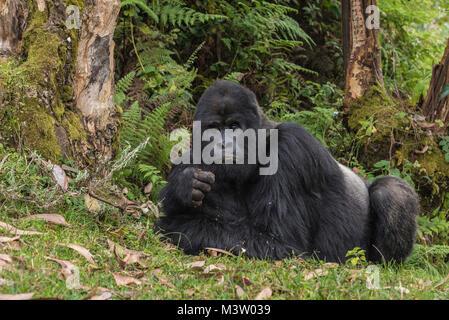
84,194 -> 100,213
107,239 -> 148,269
414,145 -> 429,154
255,287 -> 272,300
83,287 -> 116,300
44,256 -> 77,279
150,269 -> 174,288
0,236 -> 20,242
204,264 -> 226,274
186,289 -> 197,297
52,165 -> 68,191
22,214 -> 69,227
113,273 -> 142,287
0,221 -> 44,235
56,243 -> 96,265
186,260 -> 206,270
0,253 -> 12,263
90,292 -> 113,300
0,292 -> 34,300
0,239 -> 21,251
205,247 -> 235,257
216,275 -> 225,287
107,238 -> 151,258
235,285 -> 245,298
0,254 -> 14,272
303,268 -> 329,281
393,285 -> 410,295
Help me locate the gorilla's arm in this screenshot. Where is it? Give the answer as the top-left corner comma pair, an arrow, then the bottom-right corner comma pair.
159,165 -> 215,215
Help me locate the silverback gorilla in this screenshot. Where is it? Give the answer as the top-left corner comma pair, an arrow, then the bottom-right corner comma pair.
155,81 -> 419,263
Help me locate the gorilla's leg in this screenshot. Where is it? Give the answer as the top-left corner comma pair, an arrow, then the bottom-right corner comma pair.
368,176 -> 419,263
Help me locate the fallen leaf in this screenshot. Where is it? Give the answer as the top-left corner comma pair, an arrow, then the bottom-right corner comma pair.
44,256 -> 77,279
113,273 -> 142,287
56,243 -> 96,265
107,239 -> 151,258
414,145 -> 429,154
0,236 -> 20,242
216,275 -> 225,287
394,285 -> 410,295
255,287 -> 272,300
107,239 -> 149,268
0,253 -> 12,263
52,165 -> 68,191
303,268 -> 329,281
90,292 -> 112,300
204,264 -> 226,274
83,287 -> 116,300
186,289 -> 196,297
236,285 -> 245,298
22,214 -> 69,227
0,293 -> 34,300
84,194 -> 100,213
0,221 -> 44,235
205,247 -> 235,257
186,260 -> 206,270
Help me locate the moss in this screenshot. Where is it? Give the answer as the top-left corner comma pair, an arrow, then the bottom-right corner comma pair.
21,101 -> 62,162
65,0 -> 85,11
348,85 -> 449,208
0,0 -> 88,164
62,111 -> 86,141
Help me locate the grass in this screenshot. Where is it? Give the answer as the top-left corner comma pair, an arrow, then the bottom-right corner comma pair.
0,148 -> 448,300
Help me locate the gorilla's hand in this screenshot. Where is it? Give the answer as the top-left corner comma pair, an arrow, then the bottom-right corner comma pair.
184,168 -> 215,207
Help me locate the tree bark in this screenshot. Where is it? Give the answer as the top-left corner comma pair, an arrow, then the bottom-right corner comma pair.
0,0 -> 121,167
342,0 -> 383,106
74,0 -> 121,164
0,0 -> 26,58
421,38 -> 449,130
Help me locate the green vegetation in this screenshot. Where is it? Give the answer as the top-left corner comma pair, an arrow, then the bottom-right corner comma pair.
2,0 -> 449,299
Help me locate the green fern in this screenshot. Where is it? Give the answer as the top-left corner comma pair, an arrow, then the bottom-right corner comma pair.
158,5 -> 227,28
114,71 -> 136,107
121,0 -> 159,23
121,101 -> 174,172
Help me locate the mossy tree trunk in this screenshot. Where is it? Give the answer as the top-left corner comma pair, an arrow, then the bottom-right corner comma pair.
342,0 -> 383,106
421,38 -> 449,131
0,0 -> 121,167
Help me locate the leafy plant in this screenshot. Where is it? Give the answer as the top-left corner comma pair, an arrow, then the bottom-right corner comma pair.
345,247 -> 367,267
438,135 -> 449,163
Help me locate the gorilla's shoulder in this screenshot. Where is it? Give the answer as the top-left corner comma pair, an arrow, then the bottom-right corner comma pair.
275,122 -> 332,156
267,121 -> 342,186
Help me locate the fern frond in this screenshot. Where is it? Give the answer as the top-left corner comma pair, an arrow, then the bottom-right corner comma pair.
121,0 -> 159,23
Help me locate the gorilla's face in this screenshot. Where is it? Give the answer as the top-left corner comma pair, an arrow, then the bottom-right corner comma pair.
193,81 -> 264,182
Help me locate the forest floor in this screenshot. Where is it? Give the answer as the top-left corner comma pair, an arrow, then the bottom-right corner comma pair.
0,148 -> 449,300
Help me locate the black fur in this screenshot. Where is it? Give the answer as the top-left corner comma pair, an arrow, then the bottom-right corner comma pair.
155,81 -> 419,263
